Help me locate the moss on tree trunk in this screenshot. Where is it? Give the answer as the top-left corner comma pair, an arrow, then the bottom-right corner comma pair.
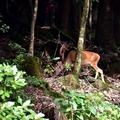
21,55 -> 43,79
73,0 -> 89,80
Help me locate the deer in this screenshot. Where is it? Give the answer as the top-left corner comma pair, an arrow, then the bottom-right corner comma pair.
54,44 -> 105,82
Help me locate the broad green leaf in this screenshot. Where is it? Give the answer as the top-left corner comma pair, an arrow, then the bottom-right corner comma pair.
72,101 -> 77,110
54,98 -> 63,104
5,92 -> 10,98
0,77 -> 3,81
98,105 -> 104,113
66,107 -> 72,112
1,101 -> 14,109
12,84 -> 17,89
62,100 -> 68,105
0,89 -> 4,95
15,79 -> 27,87
17,96 -> 23,105
22,100 -> 31,107
77,114 -> 84,120
59,108 -> 67,112
35,112 -> 45,119
15,72 -> 21,80
89,106 -> 96,115
12,65 -> 17,75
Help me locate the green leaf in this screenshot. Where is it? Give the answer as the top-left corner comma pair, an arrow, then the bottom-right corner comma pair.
52,57 -> 60,61
35,112 -> 45,119
62,100 -> 68,106
54,98 -> 63,104
66,107 -> 72,112
12,84 -> 17,89
72,101 -> 77,110
0,89 -> 4,95
77,114 -> 84,120
22,100 -> 31,107
15,72 -> 21,80
15,79 -> 27,87
0,76 -> 3,81
98,105 -> 104,113
1,101 -> 14,109
5,92 -> 10,98
89,106 -> 96,115
12,65 -> 17,75
59,108 -> 67,112
76,98 -> 84,105
17,96 -> 23,105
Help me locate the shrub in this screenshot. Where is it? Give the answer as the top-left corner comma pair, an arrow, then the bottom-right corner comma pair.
44,57 -> 60,76
54,90 -> 120,120
9,42 -> 26,54
0,13 -> 10,33
0,63 -> 48,120
25,75 -> 48,88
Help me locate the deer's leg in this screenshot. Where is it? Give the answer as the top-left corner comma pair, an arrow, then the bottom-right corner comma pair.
91,64 -> 105,82
95,71 -> 98,79
96,67 -> 104,82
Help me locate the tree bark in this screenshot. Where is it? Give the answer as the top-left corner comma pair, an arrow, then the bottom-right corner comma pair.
56,0 -> 70,34
56,0 -> 82,41
70,0 -> 82,41
88,0 -> 92,40
73,0 -> 89,78
112,0 -> 120,46
95,0 -> 115,48
29,0 -> 38,56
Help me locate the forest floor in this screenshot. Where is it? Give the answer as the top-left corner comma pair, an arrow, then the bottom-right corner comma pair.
0,35 -> 120,119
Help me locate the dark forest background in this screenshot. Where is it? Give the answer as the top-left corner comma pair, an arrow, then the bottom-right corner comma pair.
0,0 -> 120,75
0,0 -> 120,46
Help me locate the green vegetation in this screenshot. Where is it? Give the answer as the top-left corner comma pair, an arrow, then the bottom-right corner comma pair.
64,62 -> 72,71
0,63 -> 48,120
44,57 -> 60,76
9,42 -> 26,54
25,76 -> 48,88
55,90 -> 120,120
0,13 -> 10,33
44,63 -> 55,76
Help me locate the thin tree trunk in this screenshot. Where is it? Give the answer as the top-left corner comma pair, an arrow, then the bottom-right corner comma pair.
95,0 -> 114,47
56,0 -> 70,34
73,0 -> 89,78
29,0 -> 38,56
88,0 -> 92,40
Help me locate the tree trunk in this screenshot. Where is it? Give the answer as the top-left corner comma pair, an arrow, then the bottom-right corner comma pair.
113,0 -> 120,46
88,0 -> 92,41
56,0 -> 70,34
29,0 -> 38,56
56,0 -> 82,41
95,0 -> 117,51
69,0 -> 82,41
73,0 -> 89,79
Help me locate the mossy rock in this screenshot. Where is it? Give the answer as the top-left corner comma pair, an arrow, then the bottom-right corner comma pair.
58,74 -> 80,90
21,55 -> 43,79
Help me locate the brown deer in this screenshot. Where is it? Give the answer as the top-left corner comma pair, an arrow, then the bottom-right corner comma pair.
54,44 -> 105,82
